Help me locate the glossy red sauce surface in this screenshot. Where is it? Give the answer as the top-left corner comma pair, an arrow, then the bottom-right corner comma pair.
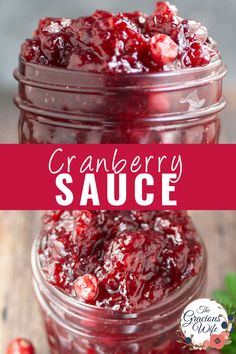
21,2 -> 217,73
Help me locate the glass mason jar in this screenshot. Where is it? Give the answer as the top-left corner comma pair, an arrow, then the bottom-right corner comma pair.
14,56 -> 226,144
32,234 -> 207,354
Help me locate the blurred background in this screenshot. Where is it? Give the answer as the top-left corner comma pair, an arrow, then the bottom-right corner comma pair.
0,0 -> 236,143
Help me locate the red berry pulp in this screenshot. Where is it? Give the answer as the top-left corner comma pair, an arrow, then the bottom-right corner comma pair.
21,2 -> 217,73
6,338 -> 35,354
17,2 -> 224,145
38,210 -> 202,313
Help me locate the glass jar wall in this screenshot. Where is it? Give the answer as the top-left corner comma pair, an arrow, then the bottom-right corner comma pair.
14,57 -> 226,144
32,234 -> 207,354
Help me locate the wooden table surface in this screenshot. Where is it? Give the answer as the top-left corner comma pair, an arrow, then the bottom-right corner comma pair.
0,90 -> 236,353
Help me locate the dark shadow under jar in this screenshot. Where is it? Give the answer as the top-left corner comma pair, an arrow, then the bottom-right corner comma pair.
14,56 -> 226,144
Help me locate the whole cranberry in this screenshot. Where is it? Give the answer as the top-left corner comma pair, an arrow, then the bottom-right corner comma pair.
74,274 -> 98,301
6,338 -> 35,354
145,1 -> 178,35
150,33 -> 178,65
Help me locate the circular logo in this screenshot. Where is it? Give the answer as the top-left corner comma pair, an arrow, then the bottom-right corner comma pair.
179,298 -> 234,351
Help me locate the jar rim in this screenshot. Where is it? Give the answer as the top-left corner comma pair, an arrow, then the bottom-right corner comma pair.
31,232 -> 207,321
17,54 -> 224,80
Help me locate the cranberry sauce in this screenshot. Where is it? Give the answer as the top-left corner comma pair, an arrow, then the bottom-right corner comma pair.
21,2 -> 218,73
38,210 -> 202,313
